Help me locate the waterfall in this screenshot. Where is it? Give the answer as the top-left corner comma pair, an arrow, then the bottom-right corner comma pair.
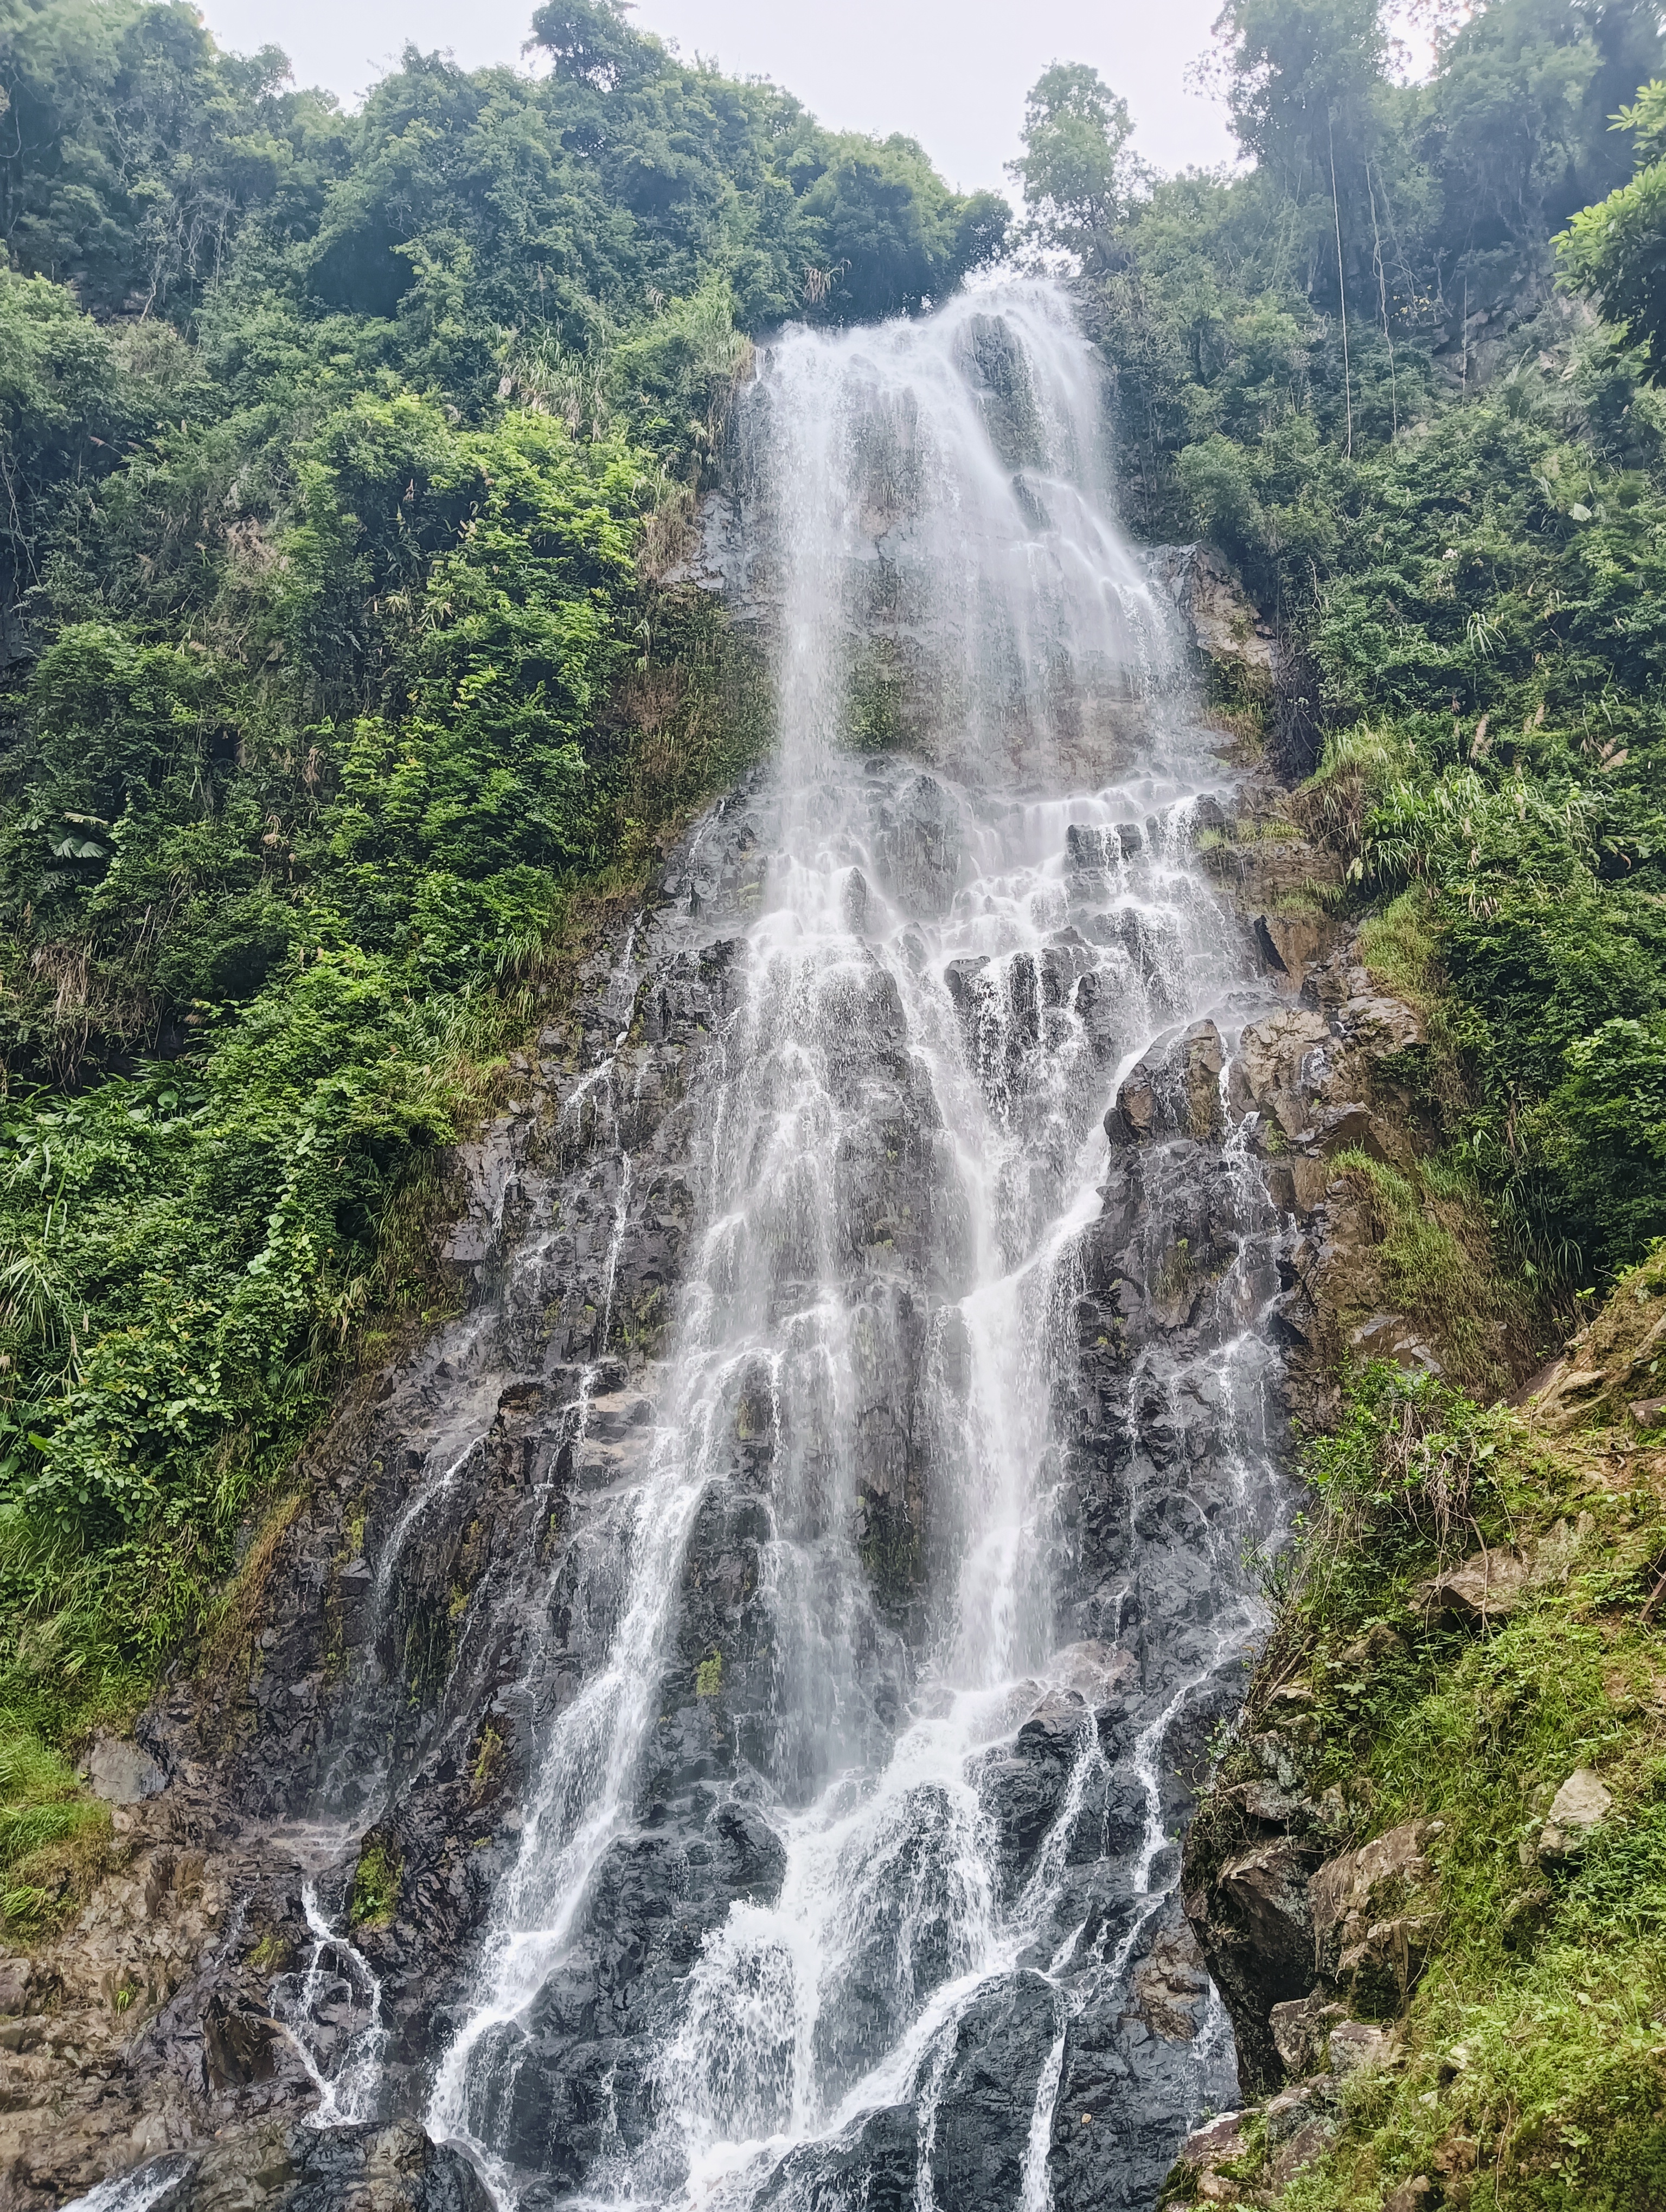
415,277 -> 1289,2209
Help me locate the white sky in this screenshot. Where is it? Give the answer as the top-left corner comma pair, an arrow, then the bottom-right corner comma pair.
200,0 -> 1242,195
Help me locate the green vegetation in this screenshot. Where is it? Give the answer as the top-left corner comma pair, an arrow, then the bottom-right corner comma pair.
348,1828 -> 399,1928
1195,1248 -> 1666,2207
0,0 -> 1004,1850
1015,0 -> 1666,1298
0,1725 -> 108,1930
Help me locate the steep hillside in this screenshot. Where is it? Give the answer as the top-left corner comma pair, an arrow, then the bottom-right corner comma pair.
1172,1250 -> 1666,2210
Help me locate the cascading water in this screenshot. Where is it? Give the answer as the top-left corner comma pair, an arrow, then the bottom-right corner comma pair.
414,278 -> 1292,2210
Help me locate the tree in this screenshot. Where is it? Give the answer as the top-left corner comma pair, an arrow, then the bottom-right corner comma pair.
1010,63 -> 1139,273
1560,78 -> 1666,377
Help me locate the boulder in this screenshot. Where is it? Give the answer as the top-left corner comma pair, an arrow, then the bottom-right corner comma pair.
1335,1913 -> 1438,2001
1110,1056 -> 1158,1143
1327,2020 -> 1392,2076
1105,1021 -> 1225,1146
82,1734 -> 167,1805
1183,1022 -> 1226,1141
1215,1835 -> 1318,1979
1176,2108 -> 1247,2171
1348,1312 -> 1443,1376
1268,2112 -> 1336,2191
1253,911 -> 1332,980
1384,2178 -> 1434,2212
1129,1922 -> 1212,2042
1538,1768 -> 1612,1864
1230,1008 -> 1330,1117
1299,1101 -> 1411,1167
1427,1547 -> 1529,1623
1267,1992 -> 1347,2075
1310,1819 -> 1438,1978
1143,543 -> 1274,685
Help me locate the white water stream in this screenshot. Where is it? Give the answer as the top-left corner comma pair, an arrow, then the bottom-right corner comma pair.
409,279 -> 1286,2208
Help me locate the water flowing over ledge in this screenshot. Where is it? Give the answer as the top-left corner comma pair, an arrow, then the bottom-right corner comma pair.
398,279 -> 1295,2208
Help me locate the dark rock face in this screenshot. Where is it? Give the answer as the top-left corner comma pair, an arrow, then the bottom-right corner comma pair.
104,2122 -> 496,2212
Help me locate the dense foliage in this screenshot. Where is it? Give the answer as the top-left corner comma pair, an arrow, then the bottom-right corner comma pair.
1014,0 -> 1666,1291
0,0 -> 1004,1777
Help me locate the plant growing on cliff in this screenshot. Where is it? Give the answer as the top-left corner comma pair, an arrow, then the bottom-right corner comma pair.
349,1831 -> 400,1929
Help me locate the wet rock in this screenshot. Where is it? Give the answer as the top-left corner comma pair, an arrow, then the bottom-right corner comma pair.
1048,1915 -> 1238,2211
1108,1059 -> 1158,1143
977,1691 -> 1092,1888
1229,1007 -> 1328,1120
841,866 -> 870,934
195,2119 -> 492,2210
926,1971 -> 1059,2208
875,771 -> 963,915
1,2122 -> 492,2212
1066,820 -> 1143,870
1105,1021 -> 1225,1145
943,954 -> 989,1005
82,1733 -> 167,1804
1143,543 -> 1274,687
1538,1767 -> 1612,1864
710,1797 -> 787,1900
1128,1922 -> 1211,2042
754,2101 -> 918,2212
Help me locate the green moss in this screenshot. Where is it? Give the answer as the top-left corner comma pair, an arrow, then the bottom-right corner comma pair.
349,1830 -> 400,1929
469,1722 -> 505,1799
845,640 -> 910,752
1333,1150 -> 1533,1397
248,1928 -> 293,1973
695,1649 -> 723,1699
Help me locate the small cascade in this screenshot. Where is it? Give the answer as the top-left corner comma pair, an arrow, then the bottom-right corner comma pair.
268,1881 -> 389,2126
55,2157 -> 195,2212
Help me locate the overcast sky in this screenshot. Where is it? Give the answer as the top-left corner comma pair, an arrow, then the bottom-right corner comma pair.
199,0 -> 1242,195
